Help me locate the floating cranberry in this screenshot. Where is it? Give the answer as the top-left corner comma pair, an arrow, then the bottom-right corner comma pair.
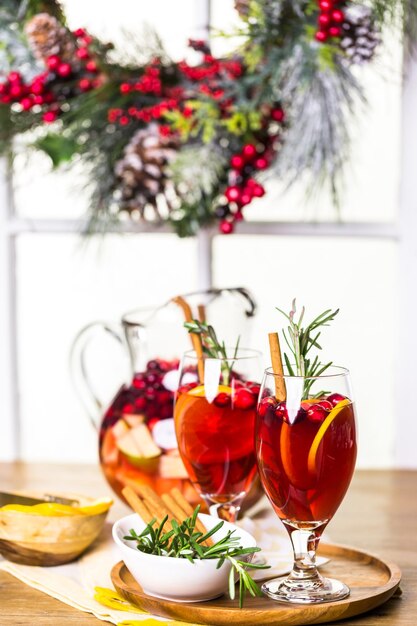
214,392 -> 231,407
327,393 -> 346,407
160,404 -> 173,418
248,383 -> 261,395
147,417 -> 159,431
134,397 -> 147,411
318,400 -> 333,412
157,390 -> 172,405
234,388 -> 256,410
274,402 -> 289,422
258,396 -> 278,417
133,378 -> 146,390
147,359 -> 160,370
307,404 -> 328,423
122,403 -> 135,414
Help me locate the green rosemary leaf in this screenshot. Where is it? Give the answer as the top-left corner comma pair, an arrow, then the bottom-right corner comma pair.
229,565 -> 236,600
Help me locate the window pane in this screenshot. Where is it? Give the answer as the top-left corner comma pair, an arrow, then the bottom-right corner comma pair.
213,234 -> 398,468
17,233 -> 198,462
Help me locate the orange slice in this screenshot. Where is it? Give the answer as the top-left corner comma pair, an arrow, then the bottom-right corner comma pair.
187,384 -> 232,397
307,399 -> 351,475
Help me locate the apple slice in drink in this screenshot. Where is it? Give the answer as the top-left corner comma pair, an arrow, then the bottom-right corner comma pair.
116,423 -> 161,472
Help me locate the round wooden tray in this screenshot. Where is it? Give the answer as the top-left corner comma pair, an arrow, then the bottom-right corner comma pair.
111,543 -> 401,626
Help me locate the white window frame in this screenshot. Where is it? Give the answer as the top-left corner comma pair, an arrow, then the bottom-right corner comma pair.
0,0 -> 414,466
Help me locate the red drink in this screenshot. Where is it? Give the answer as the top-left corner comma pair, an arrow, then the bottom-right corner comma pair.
174,383 -> 259,501
256,395 -> 357,524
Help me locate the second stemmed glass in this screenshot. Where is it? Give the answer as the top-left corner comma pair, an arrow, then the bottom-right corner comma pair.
255,366 -> 357,603
174,348 -> 262,523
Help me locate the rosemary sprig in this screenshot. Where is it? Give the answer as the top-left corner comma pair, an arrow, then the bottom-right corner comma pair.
276,299 -> 339,398
124,504 -> 268,608
184,320 -> 240,386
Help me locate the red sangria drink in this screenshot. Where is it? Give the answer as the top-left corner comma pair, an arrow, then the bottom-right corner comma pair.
174,346 -> 261,522
256,390 -> 357,524
99,358 -> 199,504
256,301 -> 358,604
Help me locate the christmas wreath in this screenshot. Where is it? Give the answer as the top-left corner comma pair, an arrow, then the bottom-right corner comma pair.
0,0 -> 414,236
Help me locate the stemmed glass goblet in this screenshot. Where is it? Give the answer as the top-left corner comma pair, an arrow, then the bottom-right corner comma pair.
255,366 -> 357,603
174,348 -> 262,523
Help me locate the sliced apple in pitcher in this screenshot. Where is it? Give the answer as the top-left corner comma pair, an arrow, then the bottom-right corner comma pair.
122,413 -> 145,428
116,423 -> 161,471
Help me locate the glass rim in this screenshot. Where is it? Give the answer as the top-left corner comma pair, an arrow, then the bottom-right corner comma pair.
183,347 -> 262,361
264,365 -> 350,380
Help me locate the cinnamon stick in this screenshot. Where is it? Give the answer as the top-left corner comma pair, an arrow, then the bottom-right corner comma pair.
167,489 -> 213,545
268,332 -> 286,401
172,295 -> 205,382
197,304 -> 206,323
122,486 -> 154,524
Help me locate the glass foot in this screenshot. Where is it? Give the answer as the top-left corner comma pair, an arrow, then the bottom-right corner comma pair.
262,575 -> 350,604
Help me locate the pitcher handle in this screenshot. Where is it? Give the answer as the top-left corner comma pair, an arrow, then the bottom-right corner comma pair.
70,322 -> 124,430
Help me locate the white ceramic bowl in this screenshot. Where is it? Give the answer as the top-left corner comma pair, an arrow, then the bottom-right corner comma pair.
112,512 -> 257,602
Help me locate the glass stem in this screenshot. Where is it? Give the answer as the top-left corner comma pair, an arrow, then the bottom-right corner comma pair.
284,525 -> 322,582
208,501 -> 240,524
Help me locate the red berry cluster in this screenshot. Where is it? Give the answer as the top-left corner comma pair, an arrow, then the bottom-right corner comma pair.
178,55 -> 242,83
179,379 -> 260,411
217,105 -> 285,234
104,358 -> 180,432
119,63 -> 162,97
258,393 -> 346,423
315,1 -> 345,42
0,27 -> 101,122
108,98 -> 179,126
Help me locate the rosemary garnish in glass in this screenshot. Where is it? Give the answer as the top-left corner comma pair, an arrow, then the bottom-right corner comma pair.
124,504 -> 268,607
277,299 -> 339,398
184,320 -> 240,386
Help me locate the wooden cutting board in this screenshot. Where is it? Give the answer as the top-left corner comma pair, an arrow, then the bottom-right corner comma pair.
111,542 -> 401,625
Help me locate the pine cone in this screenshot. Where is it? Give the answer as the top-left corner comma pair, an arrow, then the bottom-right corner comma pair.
340,5 -> 381,64
115,124 -> 178,219
25,13 -> 76,63
234,0 -> 251,18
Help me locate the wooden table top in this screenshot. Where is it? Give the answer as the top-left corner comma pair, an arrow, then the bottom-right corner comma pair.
0,464 -> 415,625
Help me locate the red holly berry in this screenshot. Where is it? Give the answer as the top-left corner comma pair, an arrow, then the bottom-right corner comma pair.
315,31 -> 328,42
30,81 -> 45,95
331,9 -> 345,23
85,60 -> 98,73
307,404 -> 328,422
73,28 -> 87,38
119,115 -> 130,126
234,210 -> 244,221
46,55 -> 61,71
328,26 -> 341,37
258,396 -> 278,417
234,388 -> 256,410
318,13 -> 331,27
254,157 -> 268,170
8,71 -> 22,83
42,110 -> 58,123
9,84 -> 23,99
33,95 -> 44,105
271,107 -> 285,122
225,186 -> 241,202
76,47 -> 89,60
57,63 -> 72,78
20,97 -> 33,111
220,220 -> 234,234
319,0 -> 333,9
230,154 -> 245,169
0,84 -> 8,95
242,143 -> 257,160
252,183 -> 265,197
78,78 -> 92,91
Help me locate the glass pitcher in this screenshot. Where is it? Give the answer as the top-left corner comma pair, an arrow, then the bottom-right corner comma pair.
71,288 -> 258,507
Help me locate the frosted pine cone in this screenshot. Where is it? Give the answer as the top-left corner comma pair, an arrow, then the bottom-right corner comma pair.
115,124 -> 178,219
25,13 -> 76,63
340,5 -> 381,64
